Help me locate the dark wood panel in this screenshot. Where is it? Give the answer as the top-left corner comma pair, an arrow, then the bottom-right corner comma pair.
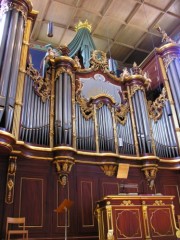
19,177 -> 43,227
164,184 -> 180,214
114,208 -> 143,239
76,174 -> 99,235
148,207 -> 175,239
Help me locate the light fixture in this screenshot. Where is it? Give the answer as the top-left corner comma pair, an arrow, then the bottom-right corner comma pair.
47,21 -> 53,37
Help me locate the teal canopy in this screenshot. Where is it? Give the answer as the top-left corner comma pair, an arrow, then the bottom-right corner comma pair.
68,28 -> 96,69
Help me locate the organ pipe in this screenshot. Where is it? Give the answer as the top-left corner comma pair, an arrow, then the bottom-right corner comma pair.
54,68 -> 72,146
127,85 -> 139,156
0,10 -> 19,125
12,9 -> 37,139
50,64 -> 55,147
20,75 -> 50,146
158,56 -> 180,149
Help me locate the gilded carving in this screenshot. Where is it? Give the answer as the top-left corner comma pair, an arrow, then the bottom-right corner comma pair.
90,50 -> 109,72
107,230 -> 114,240
26,64 -> 51,102
53,157 -> 75,187
156,26 -> 176,44
114,102 -> 129,125
75,19 -> 92,32
148,87 -> 167,122
56,67 -> 73,79
142,165 -> 158,190
101,165 -> 117,177
162,54 -> 179,72
120,200 -> 134,206
5,156 -> 17,204
76,95 -> 94,120
153,200 -> 165,206
130,85 -> 145,97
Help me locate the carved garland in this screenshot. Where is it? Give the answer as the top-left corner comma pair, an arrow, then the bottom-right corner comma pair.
76,95 -> 94,120
147,87 -> 167,122
114,102 -> 129,125
26,64 -> 51,102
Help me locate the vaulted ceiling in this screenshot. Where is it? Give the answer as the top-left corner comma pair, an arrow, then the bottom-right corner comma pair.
30,0 -> 180,67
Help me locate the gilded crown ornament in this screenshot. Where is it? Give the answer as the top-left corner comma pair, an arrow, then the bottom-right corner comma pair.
75,20 -> 92,32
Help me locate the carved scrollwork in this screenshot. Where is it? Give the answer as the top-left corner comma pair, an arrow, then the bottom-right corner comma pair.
114,102 -> 129,125
76,95 -> 94,120
56,66 -> 73,79
26,64 -> 51,102
90,50 -> 109,72
130,85 -> 145,97
148,87 -> 167,122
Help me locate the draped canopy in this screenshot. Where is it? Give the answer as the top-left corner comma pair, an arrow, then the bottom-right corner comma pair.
68,27 -> 96,68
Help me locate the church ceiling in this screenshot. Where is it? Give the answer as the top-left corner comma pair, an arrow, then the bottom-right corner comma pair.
30,0 -> 180,67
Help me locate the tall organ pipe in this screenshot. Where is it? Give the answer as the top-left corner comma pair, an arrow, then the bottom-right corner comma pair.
137,90 -> 152,153
132,94 -> 143,153
0,11 -> 11,68
167,67 -> 180,125
0,10 -> 18,100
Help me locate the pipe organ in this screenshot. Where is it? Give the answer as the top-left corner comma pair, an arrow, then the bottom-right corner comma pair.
0,2 -> 180,240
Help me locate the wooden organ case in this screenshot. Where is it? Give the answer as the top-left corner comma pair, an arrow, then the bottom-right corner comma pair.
0,2 -> 180,240
95,195 -> 180,240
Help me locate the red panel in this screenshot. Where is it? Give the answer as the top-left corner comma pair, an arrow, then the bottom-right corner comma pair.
164,185 -> 180,213
20,177 -> 43,227
114,208 -> 143,239
148,207 -> 174,237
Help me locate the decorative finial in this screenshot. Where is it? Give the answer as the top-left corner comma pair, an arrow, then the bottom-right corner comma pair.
75,20 -> 92,32
155,25 -> 175,44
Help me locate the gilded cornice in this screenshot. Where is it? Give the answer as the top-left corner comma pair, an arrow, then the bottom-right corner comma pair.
155,43 -> 180,56
1,135 -> 179,169
124,75 -> 151,90
53,56 -> 77,69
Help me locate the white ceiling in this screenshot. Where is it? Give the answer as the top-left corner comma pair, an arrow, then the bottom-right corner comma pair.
30,0 -> 180,66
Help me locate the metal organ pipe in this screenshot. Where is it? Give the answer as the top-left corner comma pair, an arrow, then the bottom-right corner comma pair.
0,11 -> 11,68
0,10 -> 18,98
20,75 -> 50,146
167,66 -> 180,126
0,10 -> 19,127
132,94 -> 143,153
67,74 -> 72,145
151,101 -> 179,158
55,72 -> 72,146
138,90 -> 152,153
